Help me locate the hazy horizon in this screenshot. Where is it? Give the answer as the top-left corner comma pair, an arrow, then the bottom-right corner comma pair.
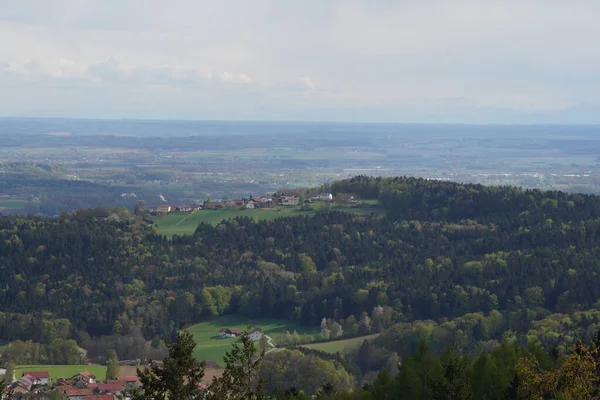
3,1 -> 600,123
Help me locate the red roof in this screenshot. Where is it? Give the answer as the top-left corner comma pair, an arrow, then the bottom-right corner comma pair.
22,371 -> 50,379
64,388 -> 92,396
73,371 -> 96,379
219,328 -> 242,334
112,376 -> 139,382
98,382 -> 124,392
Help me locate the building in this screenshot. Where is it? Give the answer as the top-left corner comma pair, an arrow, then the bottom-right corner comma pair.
71,371 -> 97,384
22,371 -> 49,385
218,328 -> 242,338
280,196 -> 299,206
248,329 -> 263,341
62,387 -> 93,400
156,204 -> 172,214
246,200 -> 256,209
311,193 -> 333,202
203,201 -> 223,210
83,395 -> 117,400
225,199 -> 245,208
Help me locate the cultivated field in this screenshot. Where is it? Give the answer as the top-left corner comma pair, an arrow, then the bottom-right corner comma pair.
154,204 -> 385,237
301,333 -> 380,354
188,315 -> 318,365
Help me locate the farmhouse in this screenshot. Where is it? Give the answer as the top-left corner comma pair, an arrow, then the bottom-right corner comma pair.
248,329 -> 264,341
203,201 -> 223,210
156,204 -> 172,214
62,387 -> 93,400
22,370 -> 50,385
311,193 -> 333,202
246,200 -> 257,209
225,199 -> 245,208
218,328 -> 242,338
71,371 -> 97,384
280,196 -> 299,206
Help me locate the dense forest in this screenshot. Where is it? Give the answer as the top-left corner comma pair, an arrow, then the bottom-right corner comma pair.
3,176 -> 600,372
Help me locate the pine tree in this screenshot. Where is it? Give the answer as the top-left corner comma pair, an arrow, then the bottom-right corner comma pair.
207,328 -> 266,400
133,327 -> 206,400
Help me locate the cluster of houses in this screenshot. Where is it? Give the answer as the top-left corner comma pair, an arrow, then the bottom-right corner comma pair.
152,192 -> 334,214
4,370 -> 140,399
218,328 -> 263,342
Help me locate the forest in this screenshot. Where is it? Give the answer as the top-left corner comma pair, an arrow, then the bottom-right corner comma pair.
3,176 -> 600,396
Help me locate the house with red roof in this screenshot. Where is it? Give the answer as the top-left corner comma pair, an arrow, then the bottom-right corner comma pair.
22,371 -> 49,385
97,381 -> 124,394
62,387 -> 93,400
218,328 -> 242,338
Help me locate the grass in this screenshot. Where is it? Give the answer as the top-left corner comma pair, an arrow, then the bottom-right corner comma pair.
0,200 -> 34,209
15,365 -> 107,381
188,315 -> 318,365
301,333 -> 380,354
153,203 -> 385,237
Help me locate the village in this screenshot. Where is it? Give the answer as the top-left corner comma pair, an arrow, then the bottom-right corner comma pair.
150,192 -> 337,215
4,370 -> 140,399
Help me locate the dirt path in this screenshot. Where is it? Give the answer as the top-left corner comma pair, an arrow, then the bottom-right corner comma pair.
174,209 -> 197,226
264,335 -> 277,355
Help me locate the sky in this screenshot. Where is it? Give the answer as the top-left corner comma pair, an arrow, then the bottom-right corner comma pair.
1,0 -> 600,123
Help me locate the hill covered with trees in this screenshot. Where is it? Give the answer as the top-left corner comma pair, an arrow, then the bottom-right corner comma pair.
2,176 -> 600,370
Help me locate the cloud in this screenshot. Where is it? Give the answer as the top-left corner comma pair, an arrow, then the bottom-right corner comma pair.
1,0 -> 600,121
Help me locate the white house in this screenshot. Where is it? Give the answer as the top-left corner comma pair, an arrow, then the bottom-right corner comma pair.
248,329 -> 263,341
23,371 -> 49,386
280,196 -> 299,206
246,200 -> 256,209
311,193 -> 333,202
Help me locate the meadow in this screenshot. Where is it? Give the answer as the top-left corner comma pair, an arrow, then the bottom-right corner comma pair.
0,199 -> 35,211
153,204 -> 385,237
188,315 -> 318,365
301,333 -> 380,354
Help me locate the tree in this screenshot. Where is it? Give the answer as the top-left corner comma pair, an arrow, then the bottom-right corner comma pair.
429,346 -> 472,400
259,335 -> 270,352
208,328 -> 266,400
5,361 -> 14,383
134,327 -> 206,400
517,337 -> 600,400
47,390 -> 67,400
371,368 -> 392,399
106,349 -> 120,380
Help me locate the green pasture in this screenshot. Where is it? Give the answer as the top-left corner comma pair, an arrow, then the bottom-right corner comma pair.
301,333 -> 380,354
0,200 -> 34,209
153,204 -> 385,237
188,315 -> 318,365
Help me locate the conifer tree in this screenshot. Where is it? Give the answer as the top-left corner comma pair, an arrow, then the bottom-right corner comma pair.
208,328 -> 266,400
134,327 -> 206,400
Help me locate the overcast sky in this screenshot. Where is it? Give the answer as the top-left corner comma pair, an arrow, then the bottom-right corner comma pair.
1,0 -> 600,123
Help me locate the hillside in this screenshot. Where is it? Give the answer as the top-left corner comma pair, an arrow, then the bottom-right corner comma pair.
2,176 -> 600,364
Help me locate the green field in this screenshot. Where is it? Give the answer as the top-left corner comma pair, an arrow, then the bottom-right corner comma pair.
154,204 -> 385,237
189,315 -> 318,365
301,333 -> 380,354
15,365 -> 107,381
0,200 -> 34,210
